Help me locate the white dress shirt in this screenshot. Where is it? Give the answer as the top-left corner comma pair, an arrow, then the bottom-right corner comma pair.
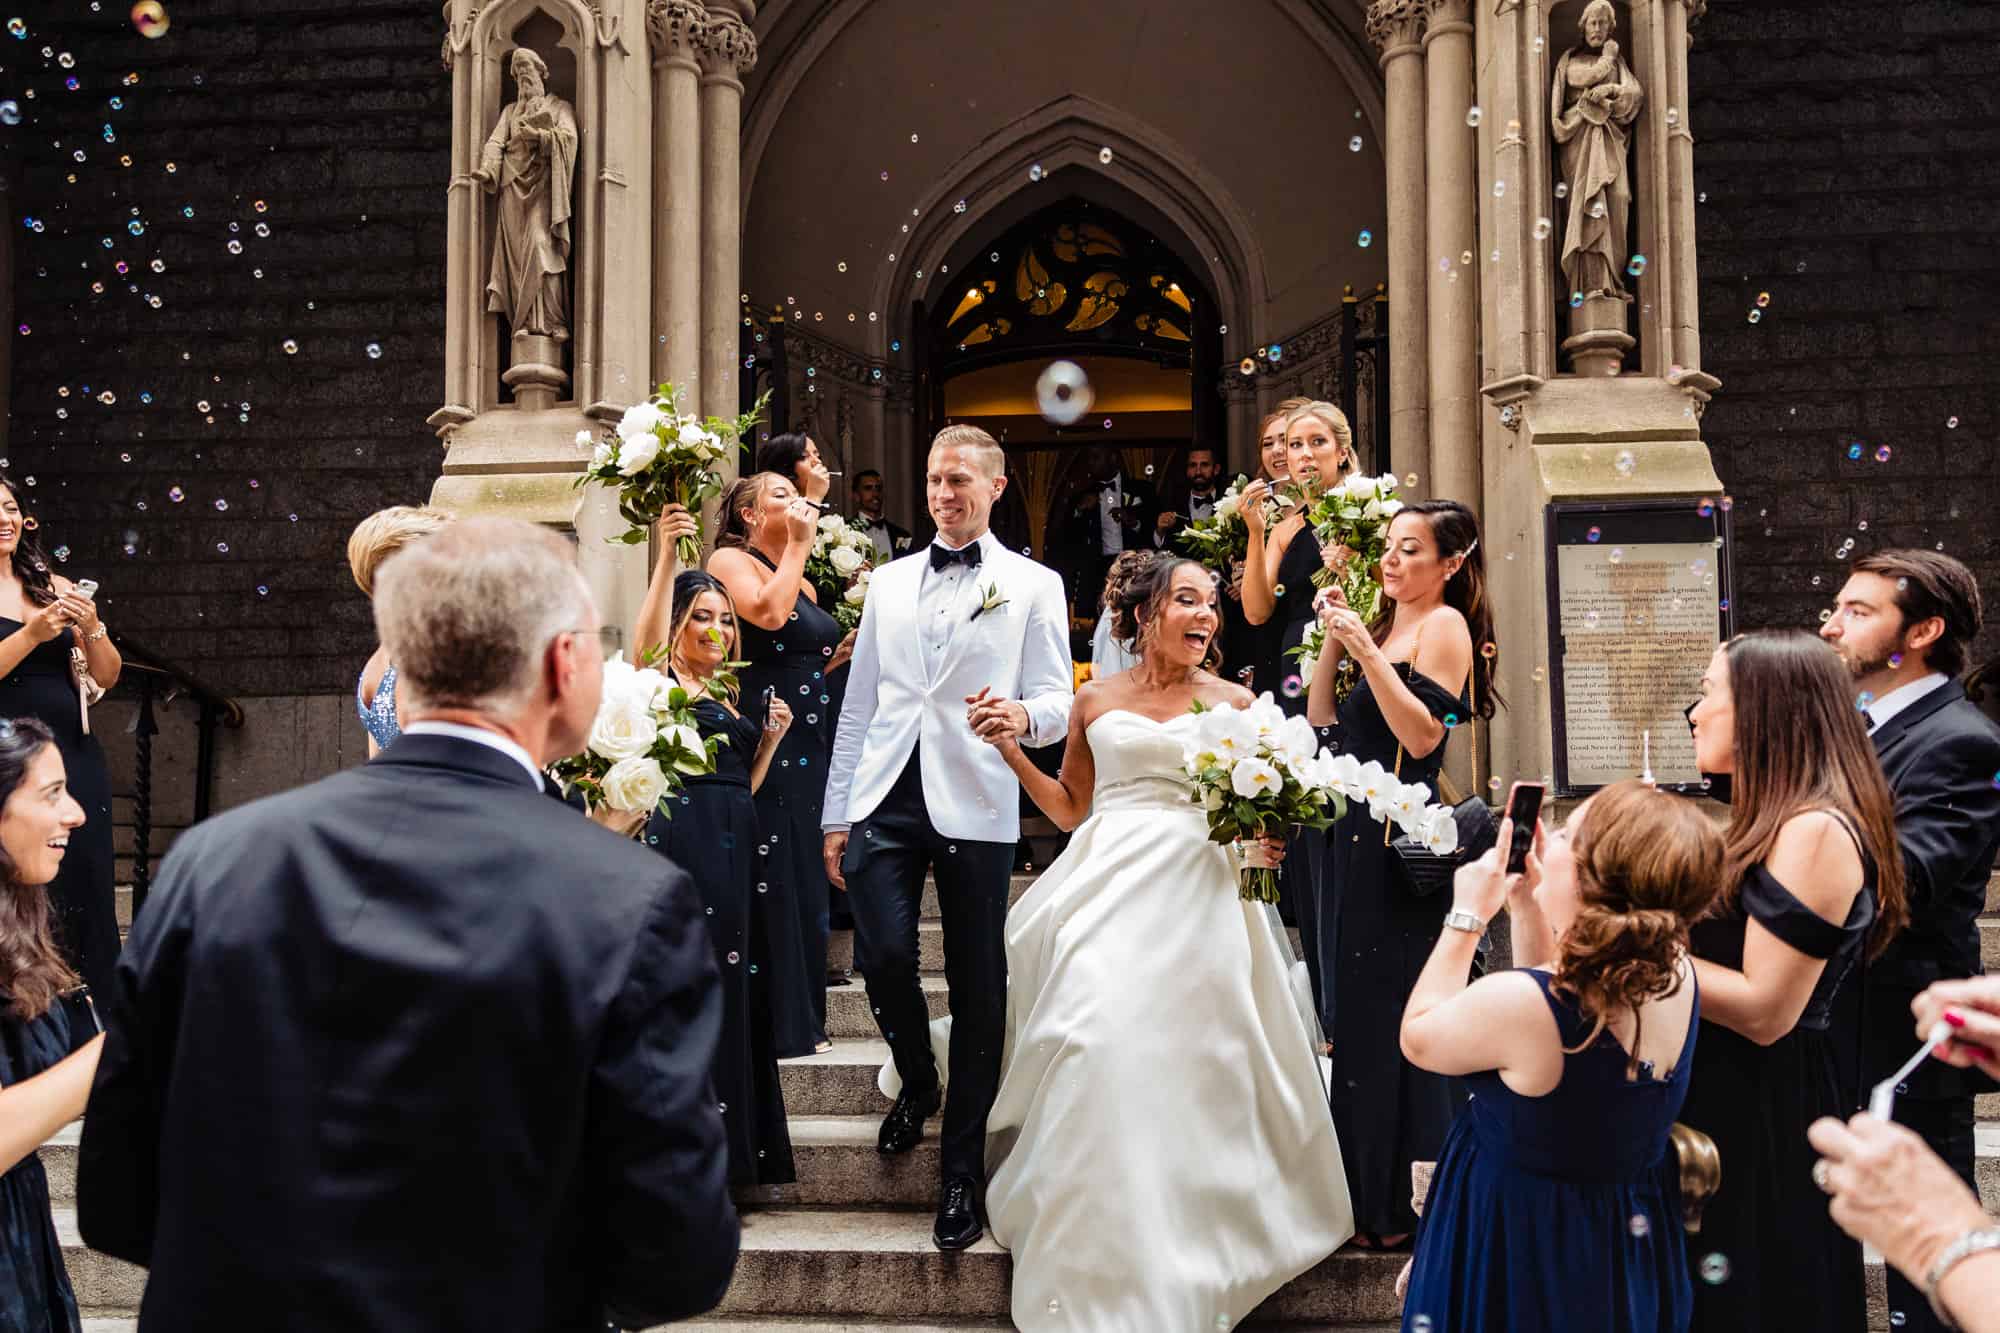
1154,490 -> 1218,548
1864,671 -> 1950,734
1098,475 -> 1127,555
859,513 -> 895,562
919,531 -> 995,664
402,720 -> 546,789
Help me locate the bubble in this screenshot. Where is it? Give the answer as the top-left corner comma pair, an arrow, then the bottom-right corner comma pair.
1756,291 -> 1771,308
1492,180 -> 1505,198
1465,106 -> 1483,127
130,2 -> 169,37
52,545 -> 69,563
1846,442 -> 1864,461
1480,642 -> 1497,660
281,339 -> 298,355
1719,598 -> 1730,612
1948,415 -> 1960,429
1403,473 -> 1419,489
1281,675 -> 1303,699
836,261 -> 846,273
1818,608 -> 1832,623
1628,1213 -> 1651,1238
1028,164 -> 1043,182
1586,526 -> 1602,543
365,342 -> 382,359
254,222 -> 270,238
0,102 -> 18,126
1584,610 -> 1600,629
1890,1313 -> 1908,1329
1348,135 -> 1363,152
227,240 -> 243,255
167,485 -> 185,503
4,20 -> 22,38
1357,229 -> 1373,248
1857,520 -> 1869,532
1609,548 -> 1623,564
1615,450 -> 1636,476
1874,445 -> 1892,463
1047,1300 -> 1060,1315
1555,182 -> 1569,200
1857,692 -> 1875,711
1627,254 -> 1647,277
1412,1319 -> 1434,1333
216,542 -> 229,554
1274,585 -> 1287,598
1035,360 -> 1093,426
214,498 -> 228,512
1697,498 -> 1714,518
1889,652 -> 1903,668
1239,357 -> 1256,376
1268,343 -> 1282,360
1700,1253 -> 1731,1285
1098,146 -> 1114,165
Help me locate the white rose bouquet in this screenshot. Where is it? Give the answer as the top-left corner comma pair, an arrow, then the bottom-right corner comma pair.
548,653 -> 717,818
835,565 -> 873,633
1174,474 -> 1290,576
1304,471 -> 1406,616
806,512 -> 875,629
575,382 -> 769,566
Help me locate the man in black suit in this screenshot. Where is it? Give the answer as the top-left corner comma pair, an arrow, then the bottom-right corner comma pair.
78,518 -> 739,1332
1149,443 -> 1226,550
852,468 -> 912,562
1052,446 -> 1158,615
1822,547 -> 2000,1333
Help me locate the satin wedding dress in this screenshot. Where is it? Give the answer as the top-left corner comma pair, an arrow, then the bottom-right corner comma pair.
985,708 -> 1354,1329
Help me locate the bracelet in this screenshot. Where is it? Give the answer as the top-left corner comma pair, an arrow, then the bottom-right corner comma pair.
1442,909 -> 1486,936
84,625 -> 107,643
1924,1226 -> 2000,1330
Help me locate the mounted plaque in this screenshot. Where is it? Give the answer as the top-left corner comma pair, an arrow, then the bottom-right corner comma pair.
1545,499 -> 1735,795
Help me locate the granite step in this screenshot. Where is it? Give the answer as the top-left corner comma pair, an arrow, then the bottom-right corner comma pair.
826,977 -> 948,1039
780,1041 -> 904,1118
829,923 -> 1305,978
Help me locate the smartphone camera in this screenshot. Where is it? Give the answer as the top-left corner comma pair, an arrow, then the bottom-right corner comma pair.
1503,782 -> 1545,874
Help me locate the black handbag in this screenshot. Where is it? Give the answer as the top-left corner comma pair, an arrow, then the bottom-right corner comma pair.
1388,792 -> 1498,898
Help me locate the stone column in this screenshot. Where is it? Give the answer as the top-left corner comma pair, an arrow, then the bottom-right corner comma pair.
697,10 -> 755,461
649,1 -> 706,405
1367,0 -> 1430,496
1424,0 -> 1480,511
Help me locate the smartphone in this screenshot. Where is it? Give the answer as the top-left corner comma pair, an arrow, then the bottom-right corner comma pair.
74,579 -> 99,598
1502,781 -> 1544,874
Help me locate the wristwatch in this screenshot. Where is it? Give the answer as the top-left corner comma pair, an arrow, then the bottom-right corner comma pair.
1442,909 -> 1486,936
1925,1227 -> 2000,1330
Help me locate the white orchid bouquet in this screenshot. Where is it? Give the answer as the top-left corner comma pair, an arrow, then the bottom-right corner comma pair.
1182,692 -> 1458,902
1304,471 -> 1405,614
575,382 -> 768,565
549,654 -> 717,819
808,512 -> 876,625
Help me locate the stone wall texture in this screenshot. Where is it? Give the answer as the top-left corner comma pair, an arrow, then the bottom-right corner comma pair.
1688,2 -> 2000,671
6,0 -> 1997,718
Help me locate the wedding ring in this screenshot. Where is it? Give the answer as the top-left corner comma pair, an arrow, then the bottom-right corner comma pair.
1811,1159 -> 1834,1193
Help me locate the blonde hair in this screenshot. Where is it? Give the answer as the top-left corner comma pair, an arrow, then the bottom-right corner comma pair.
1275,396 -> 1313,415
715,472 -> 786,551
1285,401 -> 1357,479
373,517 -> 593,715
348,505 -> 454,599
929,424 -> 1006,479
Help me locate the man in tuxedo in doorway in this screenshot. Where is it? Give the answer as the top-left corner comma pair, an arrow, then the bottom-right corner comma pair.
1822,547 -> 2000,1333
822,425 -> 1073,1251
852,468 -> 913,563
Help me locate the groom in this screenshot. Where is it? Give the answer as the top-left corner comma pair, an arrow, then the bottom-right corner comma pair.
823,424 -> 1073,1250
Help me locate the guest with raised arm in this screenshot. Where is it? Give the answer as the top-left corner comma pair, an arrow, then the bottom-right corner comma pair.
756,431 -> 833,507
1681,629 -> 1908,1333
1240,402 -> 1357,713
711,473 -> 845,1055
1399,782 -> 1723,1332
1303,498 -> 1496,1249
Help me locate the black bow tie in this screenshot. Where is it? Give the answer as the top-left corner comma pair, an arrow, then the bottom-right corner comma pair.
930,542 -> 982,572
1191,492 -> 1217,504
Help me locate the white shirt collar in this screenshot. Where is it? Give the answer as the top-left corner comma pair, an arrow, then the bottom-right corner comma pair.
1865,671 -> 1949,733
931,529 -> 997,557
401,721 -> 546,789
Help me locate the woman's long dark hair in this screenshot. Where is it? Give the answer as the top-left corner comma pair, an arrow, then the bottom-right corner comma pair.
667,570 -> 741,702
1110,552 -> 1223,674
1716,630 -> 1908,958
755,433 -> 814,490
0,718 -> 80,1021
0,477 -> 60,610
1369,499 -> 1503,717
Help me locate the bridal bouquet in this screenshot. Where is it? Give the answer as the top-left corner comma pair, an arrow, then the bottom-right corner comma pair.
549,653 -> 717,818
809,513 -> 875,616
1304,471 -> 1405,615
1174,474 -> 1295,576
835,565 -> 873,632
1183,693 -> 1459,901
575,382 -> 768,565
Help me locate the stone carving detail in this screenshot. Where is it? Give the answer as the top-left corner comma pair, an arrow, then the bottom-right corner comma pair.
698,10 -> 758,75
646,0 -> 707,58
1364,0 -> 1427,51
478,48 -> 579,344
1551,0 -> 1643,302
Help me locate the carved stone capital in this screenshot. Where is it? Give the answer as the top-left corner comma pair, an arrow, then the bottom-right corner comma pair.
698,11 -> 758,77
1422,0 -> 1472,40
1365,0 -> 1427,53
647,0 -> 707,62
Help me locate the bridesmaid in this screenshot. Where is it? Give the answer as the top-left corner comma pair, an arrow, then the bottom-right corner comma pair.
1682,630 -> 1907,1332
1305,499 -> 1498,1248
711,473 -> 850,1056
626,540 -> 796,1186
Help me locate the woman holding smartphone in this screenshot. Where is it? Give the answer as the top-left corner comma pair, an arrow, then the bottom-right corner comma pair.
0,477 -> 120,994
1304,499 -> 1498,1250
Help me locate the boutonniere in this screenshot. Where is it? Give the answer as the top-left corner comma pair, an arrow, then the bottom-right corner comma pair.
895,535 -> 912,551
970,582 -> 1010,623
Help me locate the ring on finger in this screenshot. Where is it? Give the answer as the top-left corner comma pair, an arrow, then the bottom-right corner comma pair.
1811,1159 -> 1834,1193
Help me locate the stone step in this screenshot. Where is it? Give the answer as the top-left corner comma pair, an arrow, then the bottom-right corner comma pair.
50,1209 -> 146,1313
780,1041 -> 902,1118
766,1116 -> 938,1208
717,1207 -> 1406,1324
825,977 -> 948,1039
1984,919 -> 2000,973
828,923 -> 1304,979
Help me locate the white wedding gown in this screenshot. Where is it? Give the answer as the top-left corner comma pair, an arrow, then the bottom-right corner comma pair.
984,708 -> 1354,1329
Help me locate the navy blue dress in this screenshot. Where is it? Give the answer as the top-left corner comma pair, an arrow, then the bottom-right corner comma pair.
1681,832 -> 1875,1333
0,992 -> 97,1333
1403,969 -> 1697,1333
732,550 -> 842,1056
645,697 -> 794,1186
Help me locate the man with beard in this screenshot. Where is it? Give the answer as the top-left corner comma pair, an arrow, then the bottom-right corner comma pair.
1821,548 -> 2000,1333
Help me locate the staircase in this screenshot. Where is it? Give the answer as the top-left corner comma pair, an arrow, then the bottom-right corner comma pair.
56,871 -> 2000,1328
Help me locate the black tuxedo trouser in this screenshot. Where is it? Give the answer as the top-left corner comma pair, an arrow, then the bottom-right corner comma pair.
843,746 -> 1013,1182
1881,1094 -> 1976,1333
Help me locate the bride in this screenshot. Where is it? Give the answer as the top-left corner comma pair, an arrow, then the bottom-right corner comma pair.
971,552 -> 1354,1329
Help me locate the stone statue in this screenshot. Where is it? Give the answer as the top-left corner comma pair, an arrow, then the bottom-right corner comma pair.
476,48 -> 579,344
1551,0 -> 1642,301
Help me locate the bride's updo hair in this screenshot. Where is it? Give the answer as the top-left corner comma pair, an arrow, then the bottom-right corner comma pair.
1550,780 -> 1725,1070
1109,552 -> 1222,672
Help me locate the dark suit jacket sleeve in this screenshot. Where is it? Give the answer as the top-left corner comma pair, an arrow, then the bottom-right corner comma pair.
76,829 -> 201,1265
589,864 -> 739,1326
1894,726 -> 2000,919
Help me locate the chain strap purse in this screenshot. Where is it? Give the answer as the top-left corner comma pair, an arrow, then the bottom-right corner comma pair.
1384,621 -> 1498,898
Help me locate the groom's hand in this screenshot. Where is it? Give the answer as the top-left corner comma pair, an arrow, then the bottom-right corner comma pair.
965,687 -> 1028,742
822,832 -> 849,890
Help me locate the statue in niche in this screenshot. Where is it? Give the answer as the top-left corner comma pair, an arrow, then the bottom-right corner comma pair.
476,47 -> 578,344
1551,0 -> 1643,301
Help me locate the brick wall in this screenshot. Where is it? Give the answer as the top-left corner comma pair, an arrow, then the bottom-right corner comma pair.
1688,2 -> 2000,670
5,0 -> 449,696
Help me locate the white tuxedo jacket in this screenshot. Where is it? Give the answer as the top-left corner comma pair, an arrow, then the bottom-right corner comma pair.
823,532 -> 1073,843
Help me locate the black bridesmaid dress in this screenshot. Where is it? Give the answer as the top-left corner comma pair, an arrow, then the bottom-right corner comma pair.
1262,521 -> 1325,714
1324,662 -> 1470,1239
0,620 -> 117,995
0,991 -> 98,1333
734,550 -> 841,1056
1680,821 -> 1875,1333
645,696 -> 794,1186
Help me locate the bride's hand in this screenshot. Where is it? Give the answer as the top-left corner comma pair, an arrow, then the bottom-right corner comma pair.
966,686 -> 1027,746
1240,833 -> 1286,869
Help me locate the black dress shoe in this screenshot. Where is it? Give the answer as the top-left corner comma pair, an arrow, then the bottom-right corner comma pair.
877,1084 -> 941,1155
933,1174 -> 984,1251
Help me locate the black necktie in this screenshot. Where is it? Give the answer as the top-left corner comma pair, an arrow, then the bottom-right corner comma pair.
930,542 -> 982,572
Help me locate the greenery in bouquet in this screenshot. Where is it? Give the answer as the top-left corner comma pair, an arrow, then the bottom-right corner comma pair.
808,512 -> 876,618
1304,471 -> 1406,623
548,653 -> 719,819
833,565 -> 873,633
575,383 -> 769,565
